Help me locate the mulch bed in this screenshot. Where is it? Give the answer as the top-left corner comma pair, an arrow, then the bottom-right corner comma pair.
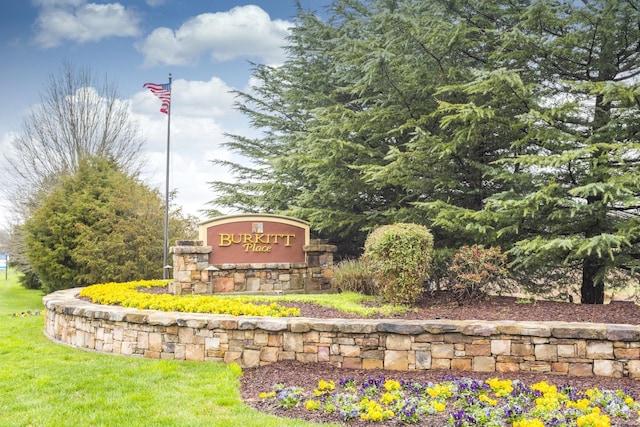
239,293 -> 640,426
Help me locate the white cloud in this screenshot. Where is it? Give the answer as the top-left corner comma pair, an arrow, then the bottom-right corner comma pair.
145,0 -> 165,6
33,2 -> 141,48
133,77 -> 243,221
137,5 -> 292,67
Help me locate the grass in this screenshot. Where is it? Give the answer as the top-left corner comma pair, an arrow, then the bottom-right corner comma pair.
238,291 -> 410,317
0,270 -> 333,427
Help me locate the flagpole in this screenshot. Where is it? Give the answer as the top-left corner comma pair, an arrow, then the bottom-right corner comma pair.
163,73 -> 172,279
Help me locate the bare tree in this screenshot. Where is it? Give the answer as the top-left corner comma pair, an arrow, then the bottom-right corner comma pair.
3,61 -> 145,220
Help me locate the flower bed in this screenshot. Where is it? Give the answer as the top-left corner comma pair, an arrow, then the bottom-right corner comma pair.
258,375 -> 638,426
78,280 -> 300,317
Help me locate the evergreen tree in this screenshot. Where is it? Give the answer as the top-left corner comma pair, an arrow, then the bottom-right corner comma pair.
210,0 -> 640,303
418,0 -> 640,303
24,157 -> 195,292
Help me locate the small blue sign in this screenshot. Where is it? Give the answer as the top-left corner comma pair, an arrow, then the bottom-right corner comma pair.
0,253 -> 7,271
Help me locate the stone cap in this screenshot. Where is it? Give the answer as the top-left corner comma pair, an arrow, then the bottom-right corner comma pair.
303,244 -> 337,253
175,240 -> 203,246
170,245 -> 212,254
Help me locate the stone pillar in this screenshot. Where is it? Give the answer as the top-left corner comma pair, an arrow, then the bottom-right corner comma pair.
303,239 -> 337,292
169,240 -> 212,295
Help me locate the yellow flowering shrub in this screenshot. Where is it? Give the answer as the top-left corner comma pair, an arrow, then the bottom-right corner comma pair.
79,280 -> 301,317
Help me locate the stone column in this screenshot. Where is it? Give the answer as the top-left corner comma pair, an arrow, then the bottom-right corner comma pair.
303,239 -> 337,292
168,240 -> 212,295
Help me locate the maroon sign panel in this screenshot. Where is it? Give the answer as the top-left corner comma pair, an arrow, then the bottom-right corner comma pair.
199,214 -> 310,264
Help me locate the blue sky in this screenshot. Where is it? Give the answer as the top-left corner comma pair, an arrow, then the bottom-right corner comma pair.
0,0 -> 333,228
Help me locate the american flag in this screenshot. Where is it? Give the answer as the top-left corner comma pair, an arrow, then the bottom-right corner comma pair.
143,82 -> 171,114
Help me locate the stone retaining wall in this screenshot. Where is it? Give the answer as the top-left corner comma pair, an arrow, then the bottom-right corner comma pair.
43,288 -> 640,378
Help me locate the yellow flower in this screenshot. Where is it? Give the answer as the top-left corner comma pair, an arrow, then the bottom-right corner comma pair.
567,398 -> 591,411
576,407 -> 610,427
304,400 -> 321,410
426,383 -> 453,398
486,378 -> 513,397
384,379 -> 401,391
430,401 -> 446,412
314,379 -> 335,395
479,394 -> 497,406
380,392 -> 399,405
513,420 -> 545,427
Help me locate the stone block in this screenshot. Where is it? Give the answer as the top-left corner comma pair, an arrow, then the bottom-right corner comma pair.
465,344 -> 490,356
606,325 -> 640,342
186,344 -> 205,361
496,362 -> 520,373
205,337 -> 220,351
148,333 -> 162,352
246,277 -> 261,292
242,350 -> 261,368
511,343 -> 534,357
491,339 -> 510,356
363,359 -> 383,370
557,344 -> 576,358
415,351 -> 432,370
451,358 -> 472,371
593,360 -> 623,378
432,343 -> 454,359
224,351 -> 242,363
340,345 -> 360,357
628,360 -> 640,378
342,357 -> 361,369
614,348 -> 640,359
529,362 -> 551,373
283,332 -> 303,352
551,362 -> 569,374
317,346 -> 330,362
473,356 -> 496,372
384,350 -> 409,370
568,363 -> 593,377
535,344 -> 557,361
193,283 -> 209,294
386,335 -> 412,350
586,341 -> 614,359
431,358 -> 451,370
214,277 -> 235,293
260,347 -> 278,363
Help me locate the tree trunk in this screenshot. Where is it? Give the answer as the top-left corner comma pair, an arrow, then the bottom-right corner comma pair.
581,256 -> 605,304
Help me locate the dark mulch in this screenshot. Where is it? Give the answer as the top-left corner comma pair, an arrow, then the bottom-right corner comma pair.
281,292 -> 640,324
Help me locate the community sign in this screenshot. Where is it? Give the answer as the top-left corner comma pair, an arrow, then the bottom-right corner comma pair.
198,214 -> 310,264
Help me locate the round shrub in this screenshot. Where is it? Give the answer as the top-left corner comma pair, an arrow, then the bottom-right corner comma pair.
363,223 -> 434,304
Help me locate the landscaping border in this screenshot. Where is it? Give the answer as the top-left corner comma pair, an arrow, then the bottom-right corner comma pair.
43,288 -> 640,378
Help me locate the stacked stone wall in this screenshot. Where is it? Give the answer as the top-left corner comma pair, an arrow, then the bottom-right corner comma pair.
43,289 -> 640,378
169,240 -> 336,295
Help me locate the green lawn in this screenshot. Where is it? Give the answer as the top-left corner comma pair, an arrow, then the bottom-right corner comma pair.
0,271 -> 332,427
